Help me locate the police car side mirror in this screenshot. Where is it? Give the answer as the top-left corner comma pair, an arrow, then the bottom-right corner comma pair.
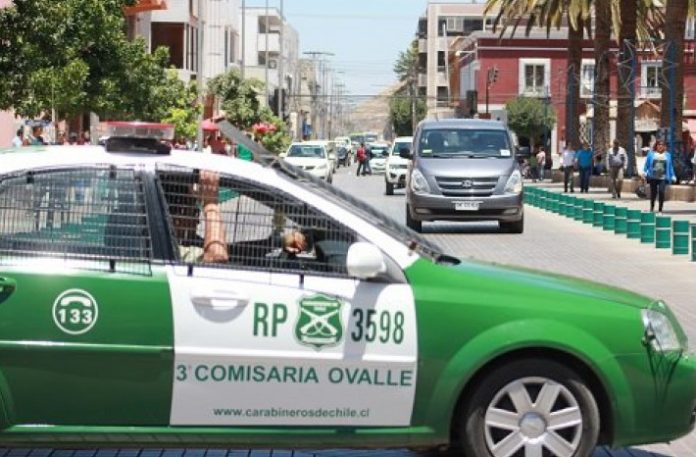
399,148 -> 412,160
346,242 -> 387,279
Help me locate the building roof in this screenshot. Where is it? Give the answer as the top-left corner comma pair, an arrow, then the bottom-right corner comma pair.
124,0 -> 166,16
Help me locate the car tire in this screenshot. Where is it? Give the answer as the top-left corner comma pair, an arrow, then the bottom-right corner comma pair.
405,204 -> 422,232
500,216 -> 524,234
459,358 -> 600,457
386,181 -> 394,196
327,174 -> 333,184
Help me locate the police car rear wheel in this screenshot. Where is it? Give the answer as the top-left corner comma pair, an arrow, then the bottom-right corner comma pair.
459,358 -> 599,457
386,181 -> 394,195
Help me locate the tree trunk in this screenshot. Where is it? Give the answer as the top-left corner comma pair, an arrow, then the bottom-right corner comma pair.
661,0 -> 688,179
592,1 -> 611,165
565,15 -> 583,149
617,0 -> 637,176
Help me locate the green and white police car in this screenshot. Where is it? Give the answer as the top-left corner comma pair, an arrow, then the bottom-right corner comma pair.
0,123 -> 694,457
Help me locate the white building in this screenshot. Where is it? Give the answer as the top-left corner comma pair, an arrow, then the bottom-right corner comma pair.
151,0 -> 241,82
242,6 -> 300,113
417,2 -> 496,118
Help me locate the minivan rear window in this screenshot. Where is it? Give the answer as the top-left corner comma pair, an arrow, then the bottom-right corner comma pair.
418,129 -> 512,158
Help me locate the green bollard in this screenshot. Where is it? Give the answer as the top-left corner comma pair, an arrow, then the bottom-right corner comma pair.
655,216 -> 671,249
672,220 -> 689,255
550,193 -> 560,214
573,198 -> 584,221
592,202 -> 605,227
627,210 -> 641,239
558,194 -> 566,216
640,212 -> 656,244
602,205 -> 616,231
692,225 -> 696,261
614,207 -> 628,234
582,199 -> 594,224
565,196 -> 576,218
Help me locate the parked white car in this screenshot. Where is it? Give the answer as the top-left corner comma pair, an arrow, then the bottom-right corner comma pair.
314,140 -> 337,173
385,136 -> 413,195
367,142 -> 390,175
281,142 -> 333,183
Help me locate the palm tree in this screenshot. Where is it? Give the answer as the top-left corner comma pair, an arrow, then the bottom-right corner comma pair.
592,1 -> 613,161
660,0 -> 691,179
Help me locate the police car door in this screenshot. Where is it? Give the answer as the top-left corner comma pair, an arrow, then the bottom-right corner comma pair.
162,169 -> 417,427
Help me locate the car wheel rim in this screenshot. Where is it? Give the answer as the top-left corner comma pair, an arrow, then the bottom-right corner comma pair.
484,377 -> 583,457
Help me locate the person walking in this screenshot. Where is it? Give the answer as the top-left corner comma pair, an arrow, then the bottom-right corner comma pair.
535,147 -> 546,181
364,144 -> 373,175
355,143 -> 367,176
528,151 -> 538,182
642,139 -> 676,213
576,141 -> 593,193
561,142 -> 577,193
606,139 -> 628,199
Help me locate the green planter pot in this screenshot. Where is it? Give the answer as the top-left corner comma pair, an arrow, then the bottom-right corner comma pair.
602,205 -> 616,231
626,209 -> 641,239
592,202 -> 605,227
655,216 -> 671,249
582,199 -> 594,224
672,220 -> 689,255
640,212 -> 656,244
614,207 -> 628,235
692,225 -> 696,262
574,198 -> 584,221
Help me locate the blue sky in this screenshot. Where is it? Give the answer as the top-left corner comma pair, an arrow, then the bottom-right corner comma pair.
248,0 -> 427,102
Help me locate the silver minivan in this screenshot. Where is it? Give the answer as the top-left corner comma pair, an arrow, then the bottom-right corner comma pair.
404,119 -> 524,233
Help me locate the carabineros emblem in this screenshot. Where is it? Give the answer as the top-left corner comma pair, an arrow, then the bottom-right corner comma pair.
295,294 -> 343,350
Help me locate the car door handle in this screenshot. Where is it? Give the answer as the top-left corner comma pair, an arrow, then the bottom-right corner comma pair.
190,290 -> 249,310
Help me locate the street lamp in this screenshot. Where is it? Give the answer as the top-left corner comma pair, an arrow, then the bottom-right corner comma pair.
303,51 -> 334,139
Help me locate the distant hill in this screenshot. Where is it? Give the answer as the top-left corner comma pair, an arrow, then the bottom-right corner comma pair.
350,81 -> 405,141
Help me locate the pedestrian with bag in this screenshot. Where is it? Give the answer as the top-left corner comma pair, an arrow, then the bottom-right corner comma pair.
355,143 -> 367,176
642,139 -> 676,213
606,139 -> 627,199
561,142 -> 577,193
576,141 -> 593,193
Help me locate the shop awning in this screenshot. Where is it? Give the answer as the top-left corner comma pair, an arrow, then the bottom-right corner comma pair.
124,0 -> 167,15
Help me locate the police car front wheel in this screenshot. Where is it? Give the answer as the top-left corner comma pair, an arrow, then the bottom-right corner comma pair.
459,358 -> 600,457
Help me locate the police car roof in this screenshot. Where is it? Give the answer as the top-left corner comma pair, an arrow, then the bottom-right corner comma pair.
418,118 -> 506,130
0,145 -> 273,180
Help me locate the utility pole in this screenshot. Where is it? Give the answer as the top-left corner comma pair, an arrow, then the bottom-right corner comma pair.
410,59 -> 417,134
303,51 -> 334,139
196,0 -> 206,151
264,0 -> 270,107
240,0 -> 245,79
277,0 -> 284,118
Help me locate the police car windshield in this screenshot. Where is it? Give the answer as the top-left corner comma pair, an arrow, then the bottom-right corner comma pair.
391,142 -> 411,155
288,145 -> 325,158
369,146 -> 388,157
418,129 -> 512,158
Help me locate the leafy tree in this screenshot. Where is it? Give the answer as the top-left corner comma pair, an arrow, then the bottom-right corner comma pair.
505,96 -> 556,149
390,90 -> 426,137
208,69 -> 291,154
391,40 -> 424,134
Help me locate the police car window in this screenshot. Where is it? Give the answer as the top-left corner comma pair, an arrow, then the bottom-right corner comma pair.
157,168 -> 357,277
0,167 -> 151,274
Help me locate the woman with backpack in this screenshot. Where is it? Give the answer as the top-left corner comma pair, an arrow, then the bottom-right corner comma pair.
642,139 -> 676,213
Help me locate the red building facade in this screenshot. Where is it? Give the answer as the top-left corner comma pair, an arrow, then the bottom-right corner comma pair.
450,30 -> 696,155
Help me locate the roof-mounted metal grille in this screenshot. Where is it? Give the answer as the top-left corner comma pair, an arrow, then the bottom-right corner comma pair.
0,167 -> 152,275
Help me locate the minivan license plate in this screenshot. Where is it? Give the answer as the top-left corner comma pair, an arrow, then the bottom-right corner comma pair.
454,201 -> 480,211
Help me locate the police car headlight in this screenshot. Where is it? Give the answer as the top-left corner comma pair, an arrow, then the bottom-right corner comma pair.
316,163 -> 327,170
410,169 -> 431,194
642,302 -> 687,352
504,170 -> 523,194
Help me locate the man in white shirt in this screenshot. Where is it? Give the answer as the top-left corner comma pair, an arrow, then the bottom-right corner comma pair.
561,142 -> 577,193
606,139 -> 627,198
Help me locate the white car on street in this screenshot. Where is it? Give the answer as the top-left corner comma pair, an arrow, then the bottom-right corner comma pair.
367,142 -> 390,175
384,136 -> 413,195
282,142 -> 333,183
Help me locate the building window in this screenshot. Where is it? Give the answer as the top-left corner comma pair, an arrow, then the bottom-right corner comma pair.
437,51 -> 446,70
686,18 -> 695,39
438,16 -> 485,36
580,60 -> 595,98
437,86 -> 449,107
641,62 -> 661,98
519,58 -> 550,97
